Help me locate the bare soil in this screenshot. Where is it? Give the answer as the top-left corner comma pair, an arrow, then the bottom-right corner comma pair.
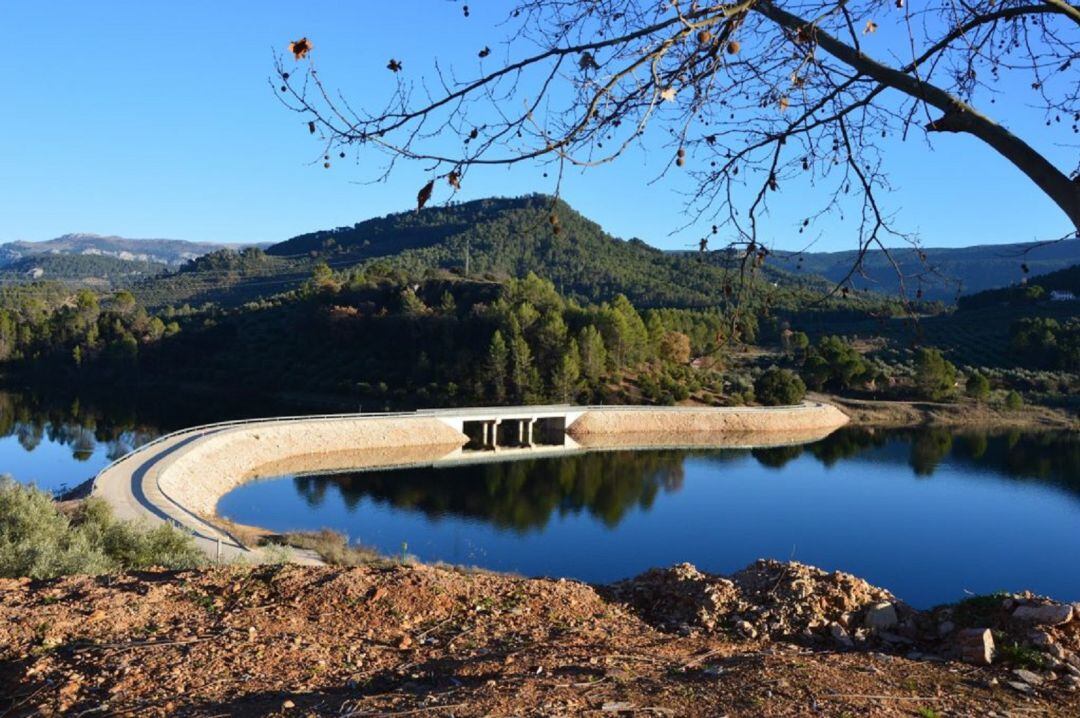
2,561 -> 1077,717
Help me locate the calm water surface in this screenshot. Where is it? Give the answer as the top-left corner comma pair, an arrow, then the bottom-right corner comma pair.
3,388 -> 1077,608
219,428 -> 1080,607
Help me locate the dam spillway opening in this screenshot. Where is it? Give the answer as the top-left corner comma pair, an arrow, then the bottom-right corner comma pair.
461,416 -> 569,451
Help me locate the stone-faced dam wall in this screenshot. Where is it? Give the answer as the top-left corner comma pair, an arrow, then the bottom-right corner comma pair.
92,403 -> 849,559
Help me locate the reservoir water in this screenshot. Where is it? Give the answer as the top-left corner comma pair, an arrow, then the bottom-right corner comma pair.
219,427 -> 1080,607
2,389 -> 1076,608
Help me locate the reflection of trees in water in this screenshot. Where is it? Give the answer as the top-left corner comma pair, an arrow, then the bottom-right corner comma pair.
286,428 -> 1080,532
811,427 -> 1079,494
293,450 -> 691,532
751,445 -> 804,469
908,428 -> 953,476
0,390 -> 152,464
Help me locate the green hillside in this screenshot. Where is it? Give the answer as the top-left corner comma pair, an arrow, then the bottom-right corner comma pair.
0,254 -> 167,288
957,263 -> 1080,310
135,195 -> 863,311
266,195 -> 833,309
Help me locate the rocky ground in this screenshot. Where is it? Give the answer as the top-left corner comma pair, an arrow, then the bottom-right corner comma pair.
1,560 -> 1078,717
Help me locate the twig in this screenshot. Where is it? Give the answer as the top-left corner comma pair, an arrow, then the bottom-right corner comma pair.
823,693 -> 938,700
341,703 -> 467,717
71,633 -> 226,653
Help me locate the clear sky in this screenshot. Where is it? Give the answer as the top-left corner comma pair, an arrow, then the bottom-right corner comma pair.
1,0 -> 1074,251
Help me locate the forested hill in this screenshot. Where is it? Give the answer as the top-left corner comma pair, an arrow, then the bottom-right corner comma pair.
0,254 -> 166,287
265,194 -> 828,307
957,263 -> 1080,310
769,239 -> 1080,302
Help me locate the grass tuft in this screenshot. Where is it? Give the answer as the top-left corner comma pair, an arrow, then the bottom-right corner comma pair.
269,529 -> 383,567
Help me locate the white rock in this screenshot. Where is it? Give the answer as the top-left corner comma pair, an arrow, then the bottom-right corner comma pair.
829,622 -> 853,648
864,602 -> 898,631
956,628 -> 995,666
1012,603 -> 1073,626
1012,668 -> 1043,686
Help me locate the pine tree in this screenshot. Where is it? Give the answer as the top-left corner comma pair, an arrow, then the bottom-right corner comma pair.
485,330 -> 509,403
578,325 -> 607,385
551,339 -> 581,403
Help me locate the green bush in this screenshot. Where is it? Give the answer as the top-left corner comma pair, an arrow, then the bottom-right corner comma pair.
965,371 -> 990,401
754,367 -> 807,406
0,477 -> 204,579
1004,390 -> 1024,410
801,336 -> 867,392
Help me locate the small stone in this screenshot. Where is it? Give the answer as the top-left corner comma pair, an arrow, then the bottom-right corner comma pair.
1063,675 -> 1080,691
282,699 -> 296,710
1012,668 -> 1043,686
864,602 -> 898,631
956,628 -> 995,666
1047,643 -> 1067,660
829,622 -> 853,648
937,620 -> 955,637
735,620 -> 757,639
1006,680 -> 1033,694
1012,603 -> 1073,626
1027,628 -> 1053,647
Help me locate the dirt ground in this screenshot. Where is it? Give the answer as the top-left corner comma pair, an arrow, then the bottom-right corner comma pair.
2,562 -> 1077,717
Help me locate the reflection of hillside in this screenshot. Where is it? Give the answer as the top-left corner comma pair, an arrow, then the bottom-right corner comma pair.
810,427 -> 1080,494
294,450 -> 690,532
0,391 -> 155,463
291,428 -> 1080,532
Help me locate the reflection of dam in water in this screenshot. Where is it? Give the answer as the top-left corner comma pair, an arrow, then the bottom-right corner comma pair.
91,402 -> 850,562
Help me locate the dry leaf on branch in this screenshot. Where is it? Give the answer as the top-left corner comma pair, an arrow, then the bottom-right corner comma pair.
417,180 -> 435,212
864,20 -> 878,34
387,58 -> 403,72
289,38 -> 312,60
307,120 -> 316,135
447,171 -> 461,190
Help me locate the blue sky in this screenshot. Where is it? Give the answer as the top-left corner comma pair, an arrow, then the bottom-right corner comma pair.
1,1 -> 1073,251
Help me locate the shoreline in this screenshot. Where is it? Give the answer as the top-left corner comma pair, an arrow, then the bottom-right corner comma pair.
819,392 -> 1078,430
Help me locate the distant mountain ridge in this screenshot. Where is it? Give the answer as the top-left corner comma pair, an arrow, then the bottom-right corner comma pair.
768,240 -> 1080,301
0,233 -> 234,268
13,202 -> 1077,306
